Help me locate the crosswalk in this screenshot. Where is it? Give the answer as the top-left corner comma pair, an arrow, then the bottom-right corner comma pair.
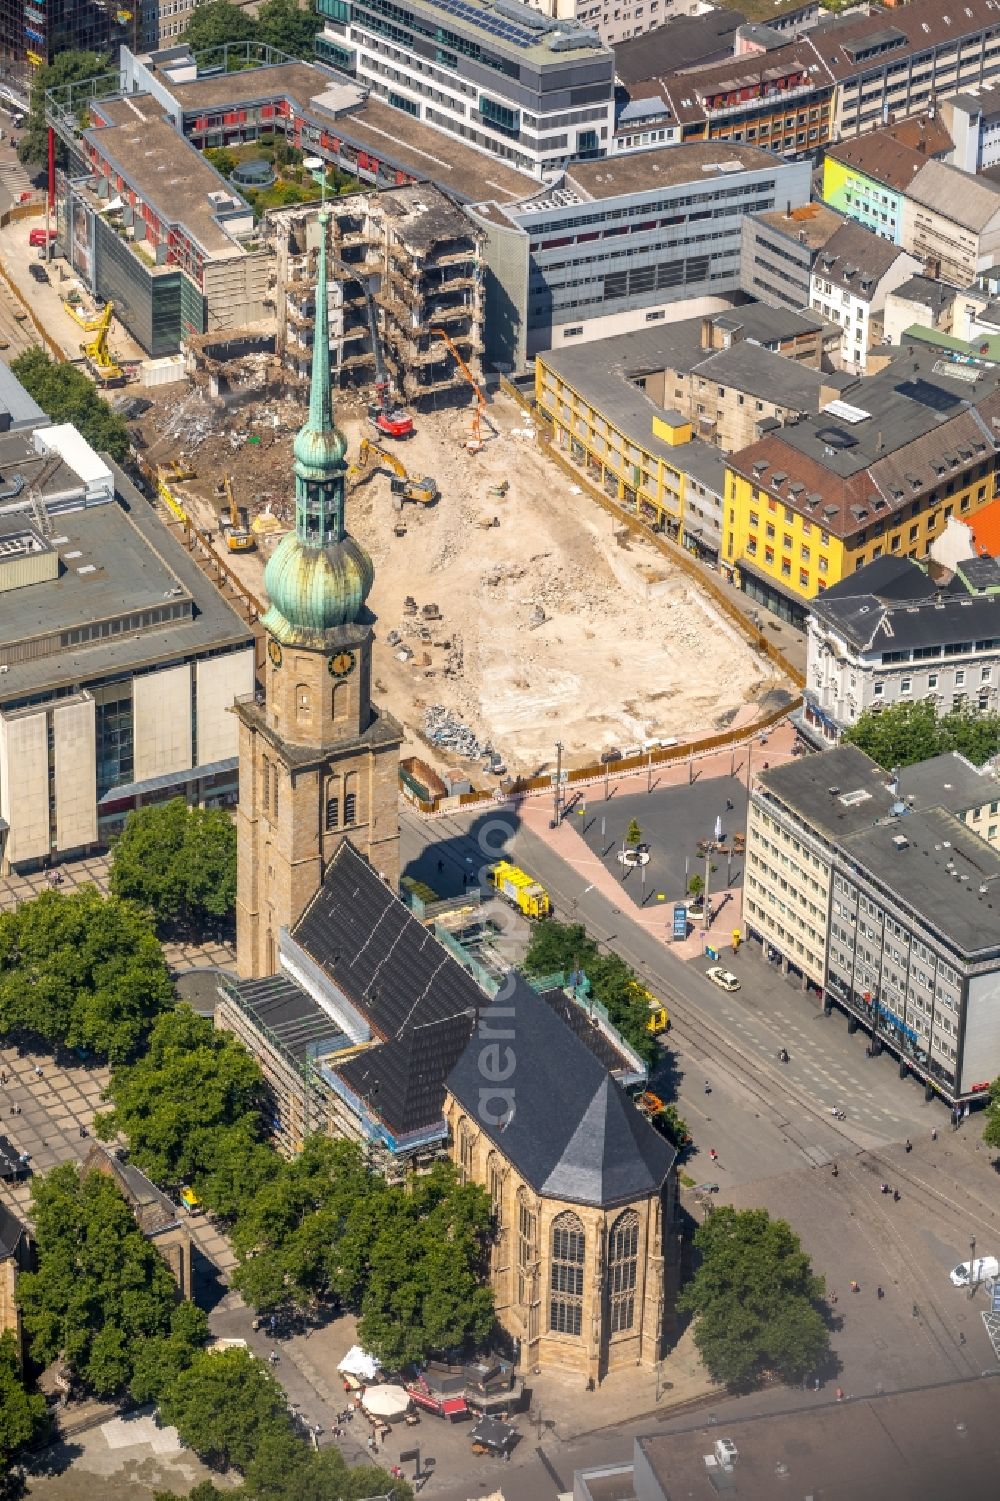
0,158 -> 34,204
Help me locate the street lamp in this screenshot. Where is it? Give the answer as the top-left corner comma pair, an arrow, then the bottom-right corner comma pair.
969,1235 -> 978,1300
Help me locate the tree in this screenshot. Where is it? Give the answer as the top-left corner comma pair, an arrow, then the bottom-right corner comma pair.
0,1331 -> 48,1476
181,1 -> 255,50
9,349 -> 130,464
258,0 -> 321,56
982,1076 -> 1000,1152
129,1300 -> 210,1405
0,886 -> 172,1062
358,1165 -> 495,1367
17,1163 -> 197,1397
678,1206 -> 829,1390
95,1005 -> 272,1198
158,1347 -> 292,1472
844,698 -> 1000,771
19,49 -> 107,168
687,873 -> 704,898
109,798 -> 237,932
522,918 -> 657,1064
625,818 -> 642,847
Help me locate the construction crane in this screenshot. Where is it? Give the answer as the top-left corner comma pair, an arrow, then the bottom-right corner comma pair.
430,327 -> 495,453
219,474 -> 256,552
350,437 -> 437,505
80,303 -> 124,387
363,282 -> 413,439
64,296 -> 114,333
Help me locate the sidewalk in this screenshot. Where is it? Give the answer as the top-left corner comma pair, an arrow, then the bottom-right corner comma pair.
518,720 -> 800,961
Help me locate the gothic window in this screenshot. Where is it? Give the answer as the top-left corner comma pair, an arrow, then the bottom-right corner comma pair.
344,772 -> 358,826
272,768 -> 279,820
550,1212 -> 585,1336
487,1152 -> 505,1227
332,681 -> 349,721
607,1211 -> 639,1335
262,755 -> 270,817
458,1121 -> 474,1183
517,1189 -> 536,1307
325,793 -> 340,831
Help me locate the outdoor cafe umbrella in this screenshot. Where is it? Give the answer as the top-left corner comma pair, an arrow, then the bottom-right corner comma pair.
470,1416 -> 517,1453
361,1384 -> 411,1420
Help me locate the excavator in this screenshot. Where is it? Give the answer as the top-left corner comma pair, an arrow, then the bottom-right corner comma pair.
219,473 -> 256,552
430,326 -> 496,454
364,283 -> 413,439
350,437 -> 437,505
79,302 -> 124,387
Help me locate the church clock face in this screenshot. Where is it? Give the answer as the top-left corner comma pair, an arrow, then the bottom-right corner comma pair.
328,650 -> 356,678
268,640 -> 283,668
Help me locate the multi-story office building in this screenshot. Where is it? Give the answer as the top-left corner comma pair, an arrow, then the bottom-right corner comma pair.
740,202 -> 844,312
724,346 -> 1000,626
0,379 -> 253,873
803,554 -> 1000,744
612,0 -> 1000,160
748,744 -> 1000,1106
535,305 -> 824,555
807,221 -> 920,374
469,141 -> 811,368
942,81 -> 1000,172
2,0 -> 132,72
318,0 -> 615,178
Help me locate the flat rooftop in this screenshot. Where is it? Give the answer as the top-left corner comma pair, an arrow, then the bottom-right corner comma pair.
85,101 -> 248,260
351,0 -> 610,66
0,470 -> 252,704
565,141 -> 785,199
635,1375 -> 1000,1500
751,201 -> 845,252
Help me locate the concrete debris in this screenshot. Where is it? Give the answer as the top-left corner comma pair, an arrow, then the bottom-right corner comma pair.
424,703 -> 489,762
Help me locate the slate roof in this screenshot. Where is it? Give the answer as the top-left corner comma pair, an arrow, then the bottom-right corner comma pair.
814,220 -> 911,296
0,1201 -> 28,1259
447,973 -> 676,1209
613,8 -> 741,84
824,134 -> 928,193
811,587 -> 1000,655
907,158 -> 1000,230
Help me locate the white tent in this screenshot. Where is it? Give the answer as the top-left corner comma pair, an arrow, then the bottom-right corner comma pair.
337,1345 -> 380,1383
361,1383 -> 411,1419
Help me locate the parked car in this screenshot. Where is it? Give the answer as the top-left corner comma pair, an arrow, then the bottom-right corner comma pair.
706,966 -> 740,993
28,262 -> 48,283
949,1256 -> 998,1288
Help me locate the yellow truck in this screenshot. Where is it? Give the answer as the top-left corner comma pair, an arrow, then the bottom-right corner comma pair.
629,980 -> 670,1035
489,860 -> 551,919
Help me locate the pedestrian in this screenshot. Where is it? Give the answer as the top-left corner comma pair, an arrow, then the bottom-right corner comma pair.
813,1376 -> 821,1391
269,1350 -> 279,1366
836,1386 -> 844,1403
704,1080 -> 711,1094
904,1138 -> 912,1153
0,1069 -> 6,1083
709,1148 -> 718,1163
830,1291 -> 838,1305
877,1286 -> 884,1300
893,1188 -> 900,1202
437,859 -> 444,874
850,1280 -> 859,1294
931,1128 -> 938,1141
959,1332 -> 966,1346
831,1162 -> 839,1177
34,1065 -> 42,1078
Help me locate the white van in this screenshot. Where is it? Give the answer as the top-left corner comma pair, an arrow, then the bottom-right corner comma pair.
949,1256 -> 998,1287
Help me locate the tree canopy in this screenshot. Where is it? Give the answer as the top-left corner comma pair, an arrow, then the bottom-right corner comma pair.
230,1138 -> 494,1364
182,0 -> 318,56
0,1331 -> 48,1477
19,49 -> 107,168
678,1205 -> 830,1390
159,1347 -> 291,1473
523,919 -> 658,1065
95,1005 -> 272,1198
844,699 -> 1000,771
982,1076 -> 1000,1152
17,1162 -> 206,1397
10,349 -> 131,464
0,886 -> 172,1062
109,798 -> 237,933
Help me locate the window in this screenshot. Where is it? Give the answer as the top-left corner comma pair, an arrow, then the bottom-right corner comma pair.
550,1213 -> 585,1336
517,1191 -> 536,1307
928,673 -> 938,689
458,1122 -> 474,1183
564,326 -> 583,337
901,678 -> 912,694
873,682 -> 884,697
325,793 -> 339,830
344,790 -> 357,826
608,1211 -> 639,1335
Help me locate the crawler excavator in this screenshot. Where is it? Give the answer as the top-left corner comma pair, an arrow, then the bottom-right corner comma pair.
350,438 -> 437,505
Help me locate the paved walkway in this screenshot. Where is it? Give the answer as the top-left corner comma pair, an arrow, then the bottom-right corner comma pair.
518,720 -> 800,962
0,855 -> 236,975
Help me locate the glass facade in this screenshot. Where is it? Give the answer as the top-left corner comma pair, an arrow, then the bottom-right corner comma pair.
93,682 -> 134,798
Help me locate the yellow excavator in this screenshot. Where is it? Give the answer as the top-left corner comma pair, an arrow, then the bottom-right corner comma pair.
79,303 -> 124,386
220,474 -> 256,552
350,437 -> 437,505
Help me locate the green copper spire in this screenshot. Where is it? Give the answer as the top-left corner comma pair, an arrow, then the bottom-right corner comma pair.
261,204 -> 373,649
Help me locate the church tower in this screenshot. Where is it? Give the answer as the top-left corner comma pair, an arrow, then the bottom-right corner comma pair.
235,206 -> 403,979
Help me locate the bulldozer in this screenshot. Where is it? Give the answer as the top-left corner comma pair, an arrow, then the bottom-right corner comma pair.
350,438 -> 437,505
219,474 -> 256,553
